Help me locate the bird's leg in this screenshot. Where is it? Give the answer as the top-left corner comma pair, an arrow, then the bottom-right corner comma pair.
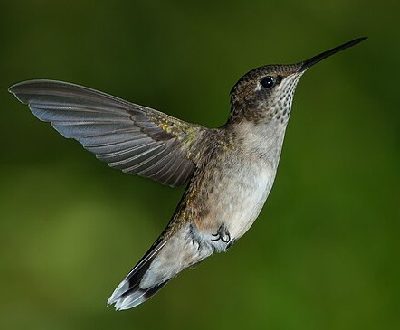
187,223 -> 203,251
212,224 -> 231,243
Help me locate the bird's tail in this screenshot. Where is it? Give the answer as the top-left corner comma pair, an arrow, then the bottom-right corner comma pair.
107,239 -> 168,310
108,224 -> 212,310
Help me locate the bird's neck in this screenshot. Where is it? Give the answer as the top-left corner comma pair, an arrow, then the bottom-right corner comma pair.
226,118 -> 289,168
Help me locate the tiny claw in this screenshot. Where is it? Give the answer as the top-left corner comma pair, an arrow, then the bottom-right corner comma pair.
222,232 -> 231,243
188,223 -> 203,251
211,225 -> 231,244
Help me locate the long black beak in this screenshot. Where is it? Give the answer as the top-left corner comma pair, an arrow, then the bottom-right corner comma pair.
299,37 -> 367,72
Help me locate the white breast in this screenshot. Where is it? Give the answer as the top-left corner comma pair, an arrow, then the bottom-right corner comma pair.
204,121 -> 287,242
206,157 -> 277,241
226,162 -> 276,239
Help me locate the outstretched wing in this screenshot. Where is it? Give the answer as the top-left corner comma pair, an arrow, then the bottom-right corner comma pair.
9,79 -> 208,187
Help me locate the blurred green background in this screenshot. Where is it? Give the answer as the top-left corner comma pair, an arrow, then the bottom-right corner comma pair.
0,1 -> 399,329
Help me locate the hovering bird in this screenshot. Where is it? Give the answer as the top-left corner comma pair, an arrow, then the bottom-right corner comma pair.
9,37 -> 366,310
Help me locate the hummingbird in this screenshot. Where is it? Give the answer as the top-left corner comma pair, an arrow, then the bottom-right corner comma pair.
9,37 -> 366,310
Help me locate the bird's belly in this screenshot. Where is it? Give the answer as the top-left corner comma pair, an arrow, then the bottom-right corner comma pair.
207,163 -> 276,240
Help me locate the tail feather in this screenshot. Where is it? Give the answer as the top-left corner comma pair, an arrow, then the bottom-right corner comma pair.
111,280 -> 168,310
108,240 -> 167,310
108,223 -> 213,310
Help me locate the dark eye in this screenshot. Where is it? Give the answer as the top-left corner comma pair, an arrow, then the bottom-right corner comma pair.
260,76 -> 275,89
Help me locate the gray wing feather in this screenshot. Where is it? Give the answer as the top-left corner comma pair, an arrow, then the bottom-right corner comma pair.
9,79 -> 207,187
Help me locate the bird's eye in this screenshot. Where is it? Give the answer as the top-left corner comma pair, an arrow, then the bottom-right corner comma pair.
260,76 -> 275,89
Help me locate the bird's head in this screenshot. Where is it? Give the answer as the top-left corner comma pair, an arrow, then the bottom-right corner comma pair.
228,37 -> 367,127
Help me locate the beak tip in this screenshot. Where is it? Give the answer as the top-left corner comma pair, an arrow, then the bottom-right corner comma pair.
299,36 -> 368,72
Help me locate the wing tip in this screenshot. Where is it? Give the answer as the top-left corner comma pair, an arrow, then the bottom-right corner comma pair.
8,81 -> 23,102
8,79 -> 82,100
9,79 -> 47,92
8,79 -> 51,104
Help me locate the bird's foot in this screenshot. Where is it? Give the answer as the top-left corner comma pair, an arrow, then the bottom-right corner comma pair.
212,224 -> 231,243
188,223 -> 203,251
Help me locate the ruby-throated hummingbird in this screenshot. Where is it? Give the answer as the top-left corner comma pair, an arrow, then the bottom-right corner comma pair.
9,37 -> 366,310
